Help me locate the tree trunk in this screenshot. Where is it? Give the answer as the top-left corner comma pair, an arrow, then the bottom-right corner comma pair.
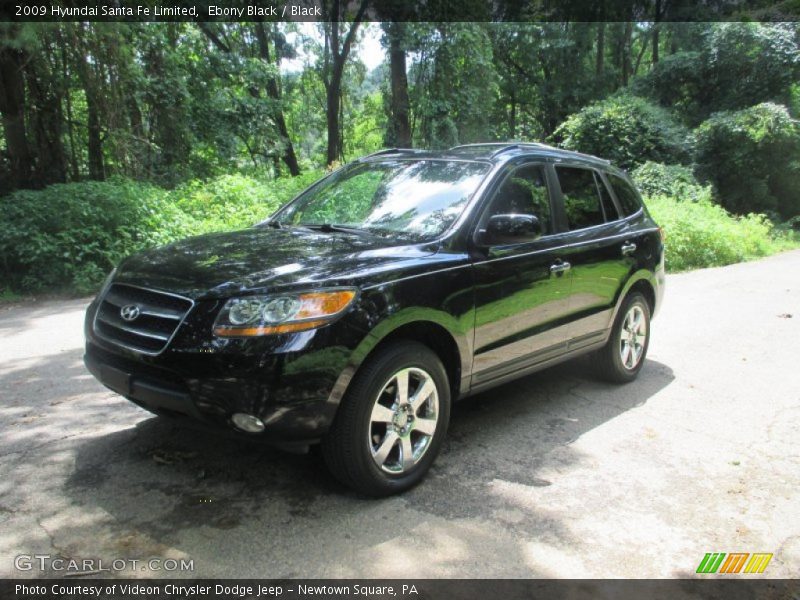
653,0 -> 661,65
86,89 -> 104,180
28,34 -> 67,186
28,63 -> 67,186
508,90 -> 516,139
326,74 -> 342,164
0,46 -> 34,189
596,22 -> 605,76
387,23 -> 411,147
323,0 -> 367,165
254,23 -> 300,176
621,22 -> 633,87
73,27 -> 105,180
633,32 -> 649,76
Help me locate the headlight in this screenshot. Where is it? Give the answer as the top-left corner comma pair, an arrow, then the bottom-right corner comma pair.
213,289 -> 357,337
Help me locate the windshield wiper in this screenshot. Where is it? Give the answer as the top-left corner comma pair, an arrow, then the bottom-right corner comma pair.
301,223 -> 371,236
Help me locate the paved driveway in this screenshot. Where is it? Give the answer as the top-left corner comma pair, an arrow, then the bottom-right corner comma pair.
1,251 -> 798,578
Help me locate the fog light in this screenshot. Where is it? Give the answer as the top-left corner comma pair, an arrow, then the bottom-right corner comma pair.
231,413 -> 265,433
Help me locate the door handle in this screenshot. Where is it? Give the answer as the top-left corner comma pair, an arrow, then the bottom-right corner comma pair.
550,261 -> 571,274
621,242 -> 637,256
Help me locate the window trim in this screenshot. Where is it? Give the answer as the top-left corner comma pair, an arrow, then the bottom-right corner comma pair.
471,160 -> 558,247
594,170 -> 623,223
605,171 -> 644,219
552,164 -> 612,233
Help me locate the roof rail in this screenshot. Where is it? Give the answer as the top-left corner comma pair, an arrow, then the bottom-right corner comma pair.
489,142 -> 558,158
359,148 -> 399,160
359,148 -> 425,160
449,143 -> 508,150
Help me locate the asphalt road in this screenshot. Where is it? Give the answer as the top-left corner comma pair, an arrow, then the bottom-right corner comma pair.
1,251 -> 798,579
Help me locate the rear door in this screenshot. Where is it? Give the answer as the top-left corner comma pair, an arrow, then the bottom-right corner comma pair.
470,162 -> 575,388
551,164 -> 633,351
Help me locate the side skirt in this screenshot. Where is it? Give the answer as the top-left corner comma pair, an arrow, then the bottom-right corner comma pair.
463,336 -> 609,398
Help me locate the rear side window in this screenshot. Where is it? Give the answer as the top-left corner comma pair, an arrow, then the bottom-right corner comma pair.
596,175 -> 620,221
608,174 -> 643,216
555,167 -> 608,231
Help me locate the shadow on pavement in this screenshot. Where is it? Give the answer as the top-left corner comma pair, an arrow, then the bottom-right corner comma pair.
1,344 -> 674,576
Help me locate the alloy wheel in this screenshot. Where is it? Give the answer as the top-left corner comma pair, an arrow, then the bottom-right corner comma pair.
368,367 -> 439,474
619,304 -> 647,370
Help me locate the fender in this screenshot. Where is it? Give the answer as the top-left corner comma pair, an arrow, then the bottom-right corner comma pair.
325,306 -> 473,410
608,267 -> 661,330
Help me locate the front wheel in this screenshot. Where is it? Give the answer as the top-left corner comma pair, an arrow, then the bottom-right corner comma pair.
595,292 -> 651,383
322,341 -> 451,497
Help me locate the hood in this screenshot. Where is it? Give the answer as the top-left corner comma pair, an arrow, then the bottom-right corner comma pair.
115,227 -> 437,299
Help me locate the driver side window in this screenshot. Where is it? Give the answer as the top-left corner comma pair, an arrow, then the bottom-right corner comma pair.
485,164 -> 552,236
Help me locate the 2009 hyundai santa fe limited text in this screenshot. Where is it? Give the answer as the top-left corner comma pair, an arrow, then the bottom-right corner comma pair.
84,143 -> 665,496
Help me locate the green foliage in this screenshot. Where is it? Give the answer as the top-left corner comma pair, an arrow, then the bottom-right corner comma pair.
289,168 -> 383,225
0,172 -> 323,295
172,172 -> 321,234
645,192 -> 796,272
551,95 -> 691,169
631,161 -> 709,203
633,23 -> 800,126
0,178 -> 184,294
694,102 -> 800,219
411,23 -> 500,148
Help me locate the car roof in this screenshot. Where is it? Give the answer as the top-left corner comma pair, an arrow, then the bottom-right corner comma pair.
359,143 -> 615,171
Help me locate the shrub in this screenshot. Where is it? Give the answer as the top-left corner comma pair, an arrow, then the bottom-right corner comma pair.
632,24 -> 800,126
694,102 -> 800,219
0,178 -> 189,294
631,161 -> 709,203
645,191 -> 795,271
551,94 -> 691,170
172,171 -> 322,235
0,171 -> 324,295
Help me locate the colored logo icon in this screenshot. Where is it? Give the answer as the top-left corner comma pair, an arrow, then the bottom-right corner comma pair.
696,552 -> 773,574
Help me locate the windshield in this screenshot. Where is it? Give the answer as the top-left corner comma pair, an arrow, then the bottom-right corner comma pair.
272,159 -> 491,240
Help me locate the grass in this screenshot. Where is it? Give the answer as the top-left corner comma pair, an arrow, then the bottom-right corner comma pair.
644,194 -> 799,272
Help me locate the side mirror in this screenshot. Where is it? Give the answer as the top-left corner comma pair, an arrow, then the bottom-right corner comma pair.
479,214 -> 542,246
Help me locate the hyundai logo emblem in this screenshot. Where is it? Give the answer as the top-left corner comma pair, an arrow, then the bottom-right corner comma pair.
120,304 -> 141,321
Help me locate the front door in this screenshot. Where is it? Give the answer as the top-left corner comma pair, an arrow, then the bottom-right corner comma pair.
470,162 -> 575,388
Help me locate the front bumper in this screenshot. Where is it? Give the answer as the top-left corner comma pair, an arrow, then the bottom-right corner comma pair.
84,296 -> 366,445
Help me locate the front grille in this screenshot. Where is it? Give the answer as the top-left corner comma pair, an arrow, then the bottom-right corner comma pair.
94,284 -> 193,355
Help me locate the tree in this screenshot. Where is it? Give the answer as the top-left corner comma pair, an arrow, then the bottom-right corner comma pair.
199,22 -> 301,176
382,22 -> 412,147
551,94 -> 691,169
318,0 -> 369,165
254,23 -> 300,175
0,31 -> 35,190
71,24 -> 106,180
694,102 -> 800,218
633,23 -> 800,125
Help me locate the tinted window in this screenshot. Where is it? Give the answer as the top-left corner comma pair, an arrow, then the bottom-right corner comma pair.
596,174 -> 620,221
486,164 -> 552,235
608,174 -> 642,216
556,167 -> 605,231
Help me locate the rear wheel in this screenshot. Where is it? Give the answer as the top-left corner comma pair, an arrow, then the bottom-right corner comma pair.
595,292 -> 651,383
322,341 -> 450,496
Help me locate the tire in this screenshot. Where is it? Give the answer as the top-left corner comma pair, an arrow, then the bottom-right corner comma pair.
322,341 -> 451,497
595,292 -> 651,383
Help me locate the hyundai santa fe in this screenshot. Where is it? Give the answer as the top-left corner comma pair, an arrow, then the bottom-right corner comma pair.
84,142 -> 665,496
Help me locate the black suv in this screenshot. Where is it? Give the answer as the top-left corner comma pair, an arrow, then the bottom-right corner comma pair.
84,143 -> 664,496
